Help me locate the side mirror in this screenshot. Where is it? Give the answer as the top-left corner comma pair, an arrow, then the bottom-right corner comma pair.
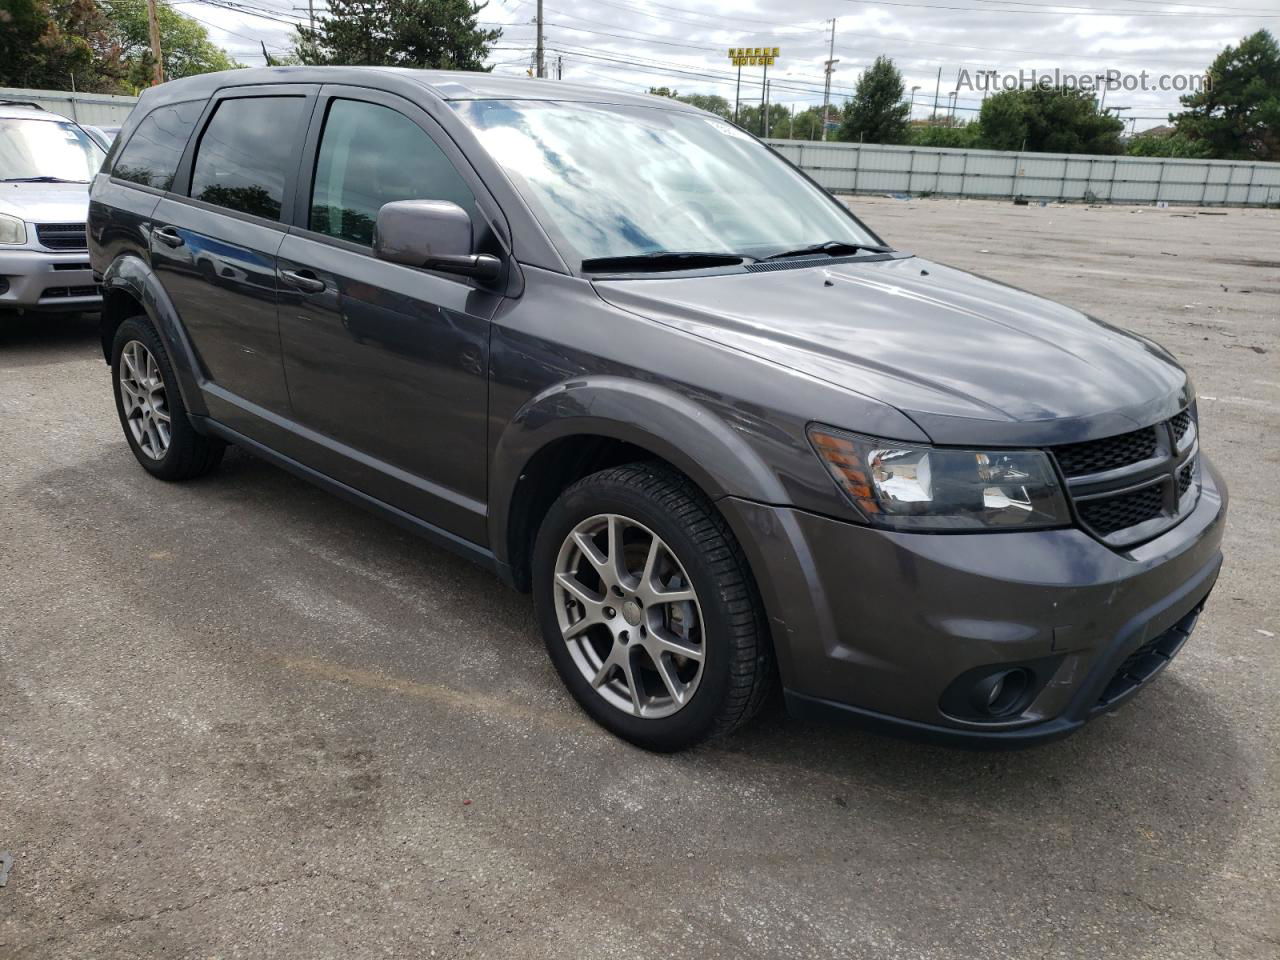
373,200 -> 502,284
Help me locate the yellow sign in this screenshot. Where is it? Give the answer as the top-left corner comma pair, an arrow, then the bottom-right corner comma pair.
727,47 -> 780,68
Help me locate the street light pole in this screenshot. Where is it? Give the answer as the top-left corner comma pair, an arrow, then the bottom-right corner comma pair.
910,84 -> 920,122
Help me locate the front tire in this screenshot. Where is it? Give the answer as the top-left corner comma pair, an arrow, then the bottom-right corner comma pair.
533,463 -> 773,751
111,315 -> 224,480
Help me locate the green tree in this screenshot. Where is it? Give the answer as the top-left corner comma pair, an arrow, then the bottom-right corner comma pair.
101,0 -> 239,89
295,0 -> 500,70
677,93 -> 730,119
646,88 -> 731,119
0,0 -> 123,91
835,55 -> 910,145
1126,131 -> 1213,158
735,101 -> 789,138
1172,29 -> 1280,161
977,87 -> 1124,154
788,106 -> 827,141
909,121 -> 982,148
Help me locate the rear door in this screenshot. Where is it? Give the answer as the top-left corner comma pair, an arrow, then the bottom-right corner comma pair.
150,87 -> 316,433
275,87 -> 503,544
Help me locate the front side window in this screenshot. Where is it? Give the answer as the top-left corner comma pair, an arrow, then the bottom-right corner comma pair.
112,101 -> 203,191
190,96 -> 304,221
0,118 -> 104,183
310,98 -> 476,246
451,99 -> 877,268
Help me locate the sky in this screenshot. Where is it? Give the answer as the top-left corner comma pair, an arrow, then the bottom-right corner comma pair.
170,0 -> 1279,133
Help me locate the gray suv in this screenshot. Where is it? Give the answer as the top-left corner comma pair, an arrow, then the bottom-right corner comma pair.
88,68 -> 1227,751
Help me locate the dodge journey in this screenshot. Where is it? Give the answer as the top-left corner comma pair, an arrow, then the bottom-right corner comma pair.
88,68 -> 1227,750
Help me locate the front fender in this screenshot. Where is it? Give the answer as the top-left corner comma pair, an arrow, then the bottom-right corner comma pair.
102,255 -> 209,420
488,375 -> 790,568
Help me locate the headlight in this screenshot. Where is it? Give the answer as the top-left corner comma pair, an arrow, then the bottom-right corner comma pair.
808,424 -> 1071,531
0,213 -> 26,245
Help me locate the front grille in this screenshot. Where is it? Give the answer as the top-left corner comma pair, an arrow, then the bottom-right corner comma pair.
1095,604 -> 1201,708
1078,483 -> 1166,535
1178,462 -> 1194,496
1170,410 -> 1192,444
1051,408 -> 1199,546
35,222 -> 88,251
1052,426 -> 1158,477
41,284 -> 101,299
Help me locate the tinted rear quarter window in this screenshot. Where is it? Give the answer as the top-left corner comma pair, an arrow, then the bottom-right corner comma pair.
112,101 -> 203,191
189,96 -> 304,221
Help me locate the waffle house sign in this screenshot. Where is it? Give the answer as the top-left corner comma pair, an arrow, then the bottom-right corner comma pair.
728,47 -> 780,67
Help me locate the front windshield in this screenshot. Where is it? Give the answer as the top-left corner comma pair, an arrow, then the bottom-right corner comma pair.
0,118 -> 105,182
451,99 -> 878,267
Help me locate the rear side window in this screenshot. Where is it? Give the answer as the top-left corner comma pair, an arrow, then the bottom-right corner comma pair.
189,96 -> 304,221
112,101 -> 202,191
310,98 -> 476,246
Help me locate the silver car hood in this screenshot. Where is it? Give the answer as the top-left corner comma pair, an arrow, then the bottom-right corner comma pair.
0,181 -> 91,223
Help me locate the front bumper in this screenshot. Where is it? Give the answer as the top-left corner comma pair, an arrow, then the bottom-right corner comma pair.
720,455 -> 1228,746
0,247 -> 101,312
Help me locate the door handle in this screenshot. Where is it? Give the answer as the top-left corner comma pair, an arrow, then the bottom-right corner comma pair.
280,269 -> 325,294
153,226 -> 184,248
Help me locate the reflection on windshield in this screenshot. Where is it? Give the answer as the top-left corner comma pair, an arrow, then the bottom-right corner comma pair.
452,100 -> 874,267
0,119 -> 105,182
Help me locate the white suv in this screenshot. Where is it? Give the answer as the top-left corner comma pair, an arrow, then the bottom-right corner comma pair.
0,100 -> 107,315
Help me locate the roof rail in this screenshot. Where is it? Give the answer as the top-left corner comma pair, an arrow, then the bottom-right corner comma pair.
0,99 -> 47,111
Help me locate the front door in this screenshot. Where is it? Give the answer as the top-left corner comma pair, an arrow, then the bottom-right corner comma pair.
277,92 -> 500,544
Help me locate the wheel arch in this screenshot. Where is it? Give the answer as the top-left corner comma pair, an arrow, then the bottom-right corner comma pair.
489,376 -> 788,591
99,254 -> 209,421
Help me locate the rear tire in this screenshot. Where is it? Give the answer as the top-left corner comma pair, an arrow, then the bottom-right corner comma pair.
111,315 -> 224,480
533,462 -> 773,751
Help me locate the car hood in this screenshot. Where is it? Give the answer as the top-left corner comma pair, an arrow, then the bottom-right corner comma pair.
0,181 -> 90,223
593,255 -> 1191,446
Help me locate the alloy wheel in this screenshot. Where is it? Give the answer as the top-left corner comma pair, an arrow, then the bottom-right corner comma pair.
553,513 -> 706,719
118,340 -> 171,461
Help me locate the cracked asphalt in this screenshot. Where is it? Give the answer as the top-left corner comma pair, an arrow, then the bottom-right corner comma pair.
1,198 -> 1277,959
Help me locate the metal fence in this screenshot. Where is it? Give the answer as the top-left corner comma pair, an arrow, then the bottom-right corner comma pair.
1,87 -> 139,126
767,139 -> 1280,207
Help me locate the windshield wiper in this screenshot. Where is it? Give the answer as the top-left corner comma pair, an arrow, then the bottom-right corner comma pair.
581,251 -> 750,273
2,176 -> 89,183
762,240 -> 891,261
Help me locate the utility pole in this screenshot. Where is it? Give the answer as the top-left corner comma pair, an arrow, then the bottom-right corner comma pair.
556,55 -> 563,80
821,18 -> 837,142
147,0 -> 164,86
535,0 -> 545,78
931,66 -> 941,126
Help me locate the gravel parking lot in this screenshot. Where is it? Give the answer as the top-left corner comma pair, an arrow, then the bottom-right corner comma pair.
1,197 -> 1277,959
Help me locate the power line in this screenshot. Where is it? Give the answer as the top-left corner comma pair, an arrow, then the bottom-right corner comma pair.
837,0 -> 1280,18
